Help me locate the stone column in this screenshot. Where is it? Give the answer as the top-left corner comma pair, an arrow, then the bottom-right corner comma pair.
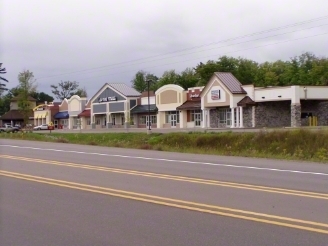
291,103 -> 301,127
231,107 -> 235,128
239,106 -> 244,128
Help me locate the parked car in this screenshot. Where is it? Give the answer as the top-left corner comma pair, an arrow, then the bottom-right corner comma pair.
33,124 -> 49,130
0,125 -> 21,133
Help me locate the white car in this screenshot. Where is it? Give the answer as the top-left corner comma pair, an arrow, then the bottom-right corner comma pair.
33,124 -> 49,130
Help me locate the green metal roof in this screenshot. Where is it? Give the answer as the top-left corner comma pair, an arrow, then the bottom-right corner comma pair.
130,104 -> 157,114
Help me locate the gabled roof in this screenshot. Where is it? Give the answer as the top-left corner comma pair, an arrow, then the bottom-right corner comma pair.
237,96 -> 257,107
130,104 -> 157,114
109,83 -> 141,97
214,72 -> 246,94
11,96 -> 37,101
176,101 -> 201,110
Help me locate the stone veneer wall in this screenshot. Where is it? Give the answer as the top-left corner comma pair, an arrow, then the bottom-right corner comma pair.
291,104 -> 301,127
301,100 -> 328,126
254,101 -> 291,128
209,109 -> 219,128
243,107 -> 253,128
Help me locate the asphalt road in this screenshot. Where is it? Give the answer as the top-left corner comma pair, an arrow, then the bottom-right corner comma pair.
0,139 -> 328,246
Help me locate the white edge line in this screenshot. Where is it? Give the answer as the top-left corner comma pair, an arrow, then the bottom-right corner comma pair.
0,144 -> 327,176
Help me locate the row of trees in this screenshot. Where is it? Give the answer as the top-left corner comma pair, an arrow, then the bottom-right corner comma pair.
0,64 -> 88,121
131,52 -> 328,92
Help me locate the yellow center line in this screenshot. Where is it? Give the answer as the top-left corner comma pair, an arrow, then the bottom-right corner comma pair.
1,170 -> 328,235
1,154 -> 328,200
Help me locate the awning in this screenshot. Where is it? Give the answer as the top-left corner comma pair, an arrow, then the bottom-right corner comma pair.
176,101 -> 201,110
54,111 -> 69,119
78,109 -> 91,117
130,104 -> 157,114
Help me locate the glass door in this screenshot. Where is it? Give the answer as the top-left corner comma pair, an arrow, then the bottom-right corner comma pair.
195,113 -> 201,126
170,114 -> 177,127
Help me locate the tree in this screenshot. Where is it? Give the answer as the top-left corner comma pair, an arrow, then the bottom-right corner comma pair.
75,87 -> 88,97
50,80 -> 80,100
176,68 -> 199,89
157,70 -> 180,88
131,70 -> 159,93
17,70 -> 37,124
0,63 -> 9,95
30,91 -> 54,103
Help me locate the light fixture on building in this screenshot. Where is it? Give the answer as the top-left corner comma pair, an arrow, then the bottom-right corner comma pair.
278,95 -> 282,98
262,96 -> 265,99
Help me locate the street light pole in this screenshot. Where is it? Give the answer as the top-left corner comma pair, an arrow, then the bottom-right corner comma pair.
146,79 -> 152,133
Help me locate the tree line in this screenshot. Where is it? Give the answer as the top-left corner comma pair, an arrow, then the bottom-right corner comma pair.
0,65 -> 87,118
131,52 -> 328,92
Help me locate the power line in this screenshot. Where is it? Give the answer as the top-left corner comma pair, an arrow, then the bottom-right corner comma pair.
67,23 -> 328,75
36,15 -> 328,80
78,31 -> 328,81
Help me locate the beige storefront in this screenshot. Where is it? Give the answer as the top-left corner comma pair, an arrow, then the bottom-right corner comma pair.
200,72 -> 246,128
155,84 -> 186,128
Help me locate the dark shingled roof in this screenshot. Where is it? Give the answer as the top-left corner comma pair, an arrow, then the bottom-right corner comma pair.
214,72 -> 246,94
130,104 -> 157,114
0,110 -> 33,120
176,101 -> 201,110
237,96 -> 257,107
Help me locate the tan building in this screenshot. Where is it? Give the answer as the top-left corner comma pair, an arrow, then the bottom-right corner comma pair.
0,96 -> 36,126
176,87 -> 204,128
67,95 -> 88,129
33,102 -> 60,127
200,72 -> 246,128
155,84 -> 186,128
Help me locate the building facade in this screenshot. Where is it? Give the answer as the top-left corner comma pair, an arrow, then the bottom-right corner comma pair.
130,91 -> 158,128
90,83 -> 140,129
155,84 -> 186,128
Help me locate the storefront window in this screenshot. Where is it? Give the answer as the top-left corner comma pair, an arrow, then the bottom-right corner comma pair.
96,118 -> 101,125
190,110 -> 202,122
139,116 -> 146,124
165,111 -> 179,123
87,119 -> 91,125
151,115 -> 157,124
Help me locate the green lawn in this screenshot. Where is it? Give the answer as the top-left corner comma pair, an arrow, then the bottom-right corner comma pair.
1,129 -> 328,162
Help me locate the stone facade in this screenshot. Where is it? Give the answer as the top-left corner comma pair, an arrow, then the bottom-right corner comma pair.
317,101 -> 328,126
291,104 -> 301,127
254,101 -> 291,128
209,109 -> 219,128
243,107 -> 253,128
301,100 -> 328,126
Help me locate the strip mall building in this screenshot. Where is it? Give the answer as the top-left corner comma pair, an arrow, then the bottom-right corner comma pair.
32,72 -> 328,129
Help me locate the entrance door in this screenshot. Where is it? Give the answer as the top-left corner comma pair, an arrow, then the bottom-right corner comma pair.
54,120 -> 58,129
146,115 -> 151,129
170,114 -> 177,127
194,113 -> 201,127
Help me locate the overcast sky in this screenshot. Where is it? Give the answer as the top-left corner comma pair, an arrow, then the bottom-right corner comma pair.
1,0 -> 328,99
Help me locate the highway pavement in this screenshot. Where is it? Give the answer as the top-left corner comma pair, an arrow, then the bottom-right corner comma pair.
0,139 -> 327,245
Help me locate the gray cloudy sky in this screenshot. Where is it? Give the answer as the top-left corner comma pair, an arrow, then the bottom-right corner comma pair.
1,0 -> 328,99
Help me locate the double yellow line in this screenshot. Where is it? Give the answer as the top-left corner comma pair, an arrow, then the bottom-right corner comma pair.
1,154 -> 328,200
1,169 -> 328,234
